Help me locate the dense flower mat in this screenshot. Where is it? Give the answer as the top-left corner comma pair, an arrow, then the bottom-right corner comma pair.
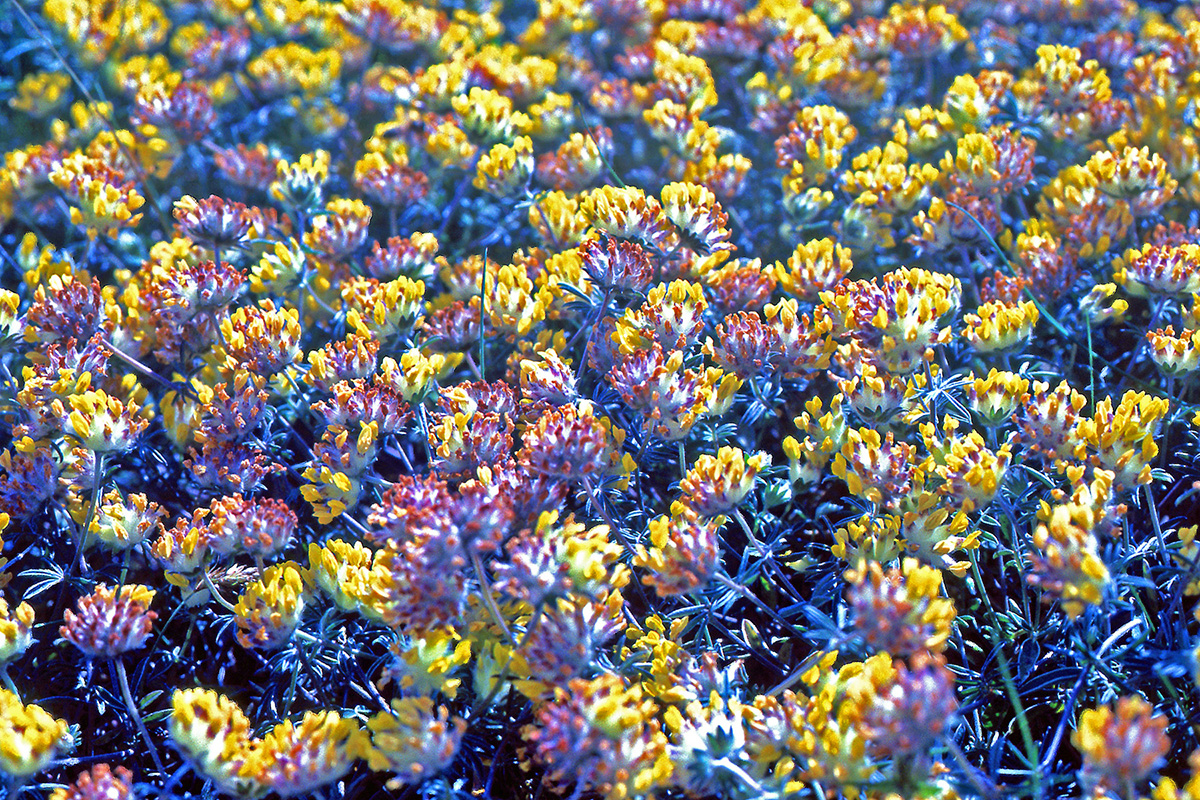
3,0 -> 1200,797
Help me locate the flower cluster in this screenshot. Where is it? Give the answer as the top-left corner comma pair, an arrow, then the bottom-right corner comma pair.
5,0 -> 1200,797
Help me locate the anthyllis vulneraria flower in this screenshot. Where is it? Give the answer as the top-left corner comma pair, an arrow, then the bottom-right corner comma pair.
306,197 -> 373,260
1017,379 -> 1089,462
517,401 -> 634,481
966,369 -> 1029,427
1147,326 -> 1200,375
233,561 -> 307,650
208,494 -> 298,560
474,136 -> 534,196
0,689 -> 68,778
963,299 -> 1040,353
89,491 -> 165,552
846,559 -> 956,656
1073,696 -> 1169,798
173,194 -> 252,252
515,596 -> 629,692
607,344 -> 732,440
236,711 -> 368,798
931,428 -> 1012,512
364,697 -> 466,789
0,596 -> 34,664
525,673 -> 673,800
168,688 -> 257,796
220,300 -> 303,377
61,584 -> 157,658
674,447 -> 770,518
1086,145 -> 1177,218
821,267 -> 961,374
633,511 -> 724,597
581,185 -> 678,250
494,509 -> 628,607
271,150 -> 330,211
773,237 -> 853,301
68,390 -> 148,454
48,153 -> 145,240
857,652 -> 959,763
660,181 -> 733,254
379,629 -> 472,699
1027,482 -> 1111,619
783,393 -> 847,484
49,764 -> 135,800
305,538 -> 381,619
832,426 -> 918,510
1073,390 -> 1168,489
1113,243 -> 1200,298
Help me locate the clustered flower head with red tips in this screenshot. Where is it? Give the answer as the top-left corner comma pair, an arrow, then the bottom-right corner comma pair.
61,584 -> 157,659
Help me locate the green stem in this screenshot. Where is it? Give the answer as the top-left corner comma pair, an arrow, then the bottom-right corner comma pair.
471,549 -> 513,645
71,453 -> 106,577
969,552 -> 1041,799
472,606 -> 543,715
581,477 -> 631,551
1144,483 -> 1168,556
115,658 -> 166,775
201,570 -> 239,614
0,664 -> 18,698
733,507 -> 767,558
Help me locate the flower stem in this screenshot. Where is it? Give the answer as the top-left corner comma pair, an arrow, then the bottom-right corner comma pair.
0,664 -> 18,698
115,658 -> 166,776
201,569 -> 239,614
968,552 -> 1041,799
471,548 -> 513,645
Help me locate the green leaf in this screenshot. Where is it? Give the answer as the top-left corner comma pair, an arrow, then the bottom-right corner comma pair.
762,478 -> 792,509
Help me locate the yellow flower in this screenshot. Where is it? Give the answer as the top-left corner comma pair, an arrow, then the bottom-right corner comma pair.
634,511 -> 724,597
48,153 -> 145,241
247,43 -> 341,98
774,237 -> 852,301
783,393 -> 846,484
364,697 -> 465,787
238,711 -> 367,797
473,136 -> 534,196
233,562 -> 307,650
846,559 -> 955,655
963,300 -> 1039,353
674,447 -> 770,518
67,390 -> 147,454
9,72 -> 72,118
380,630 -> 472,699
378,349 -> 456,403
168,688 -> 257,796
451,87 -> 529,144
0,690 -> 68,778
1147,326 -> 1200,375
343,276 -> 424,340
1073,696 -> 1169,795
270,150 -> 329,210
0,598 -> 34,664
1027,482 -> 1111,618
1074,391 -> 1169,489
